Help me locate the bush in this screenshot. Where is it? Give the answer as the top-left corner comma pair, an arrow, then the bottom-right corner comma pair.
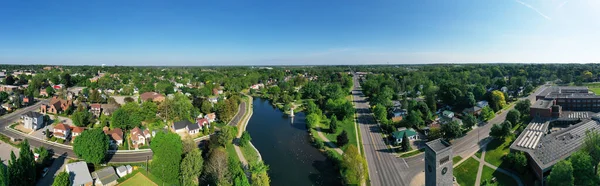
315,140 -> 324,149
336,131 -> 349,147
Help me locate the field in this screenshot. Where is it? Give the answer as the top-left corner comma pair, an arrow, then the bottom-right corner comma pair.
453,157 -> 480,186
317,117 -> 358,151
585,82 -> 600,95
118,173 -> 157,186
484,137 -> 514,167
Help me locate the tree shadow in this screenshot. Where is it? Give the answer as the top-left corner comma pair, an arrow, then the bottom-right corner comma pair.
308,159 -> 343,186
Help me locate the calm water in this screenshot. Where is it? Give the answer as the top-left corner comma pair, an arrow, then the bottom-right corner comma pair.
246,98 -> 341,186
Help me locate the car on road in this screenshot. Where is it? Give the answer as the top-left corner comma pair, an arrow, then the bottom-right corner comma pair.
42,167 -> 49,177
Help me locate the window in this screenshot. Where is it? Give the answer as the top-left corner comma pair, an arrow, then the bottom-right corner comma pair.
439,156 -> 450,165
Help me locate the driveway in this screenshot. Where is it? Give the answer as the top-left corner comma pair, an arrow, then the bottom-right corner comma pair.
36,156 -> 67,186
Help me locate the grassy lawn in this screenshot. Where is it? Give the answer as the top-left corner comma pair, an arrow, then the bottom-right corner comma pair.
454,157 -> 480,186
590,87 -> 600,95
239,144 -> 259,163
318,118 -> 358,151
475,150 -> 482,159
400,148 -> 424,157
225,143 -> 238,161
118,173 -> 157,186
453,156 -> 463,164
480,165 -> 518,186
484,137 -> 514,167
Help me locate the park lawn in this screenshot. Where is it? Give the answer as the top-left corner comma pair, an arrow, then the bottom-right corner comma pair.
226,143 -> 239,161
484,137 -> 514,167
453,156 -> 463,164
239,144 -> 259,164
118,173 -> 157,186
590,87 -> 600,95
475,150 -> 482,159
480,165 -> 518,186
454,157 -> 479,186
319,118 -> 358,151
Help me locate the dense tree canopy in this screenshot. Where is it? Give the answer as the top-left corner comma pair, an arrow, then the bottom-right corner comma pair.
150,131 -> 183,184
73,129 -> 109,164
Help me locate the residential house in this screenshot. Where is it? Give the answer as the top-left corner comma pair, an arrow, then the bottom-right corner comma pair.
207,96 -> 218,104
21,111 -> 44,130
53,123 -> 71,140
196,118 -> 209,128
90,104 -> 102,118
65,161 -> 93,186
392,128 -> 419,145
250,83 -> 264,90
172,120 -> 201,134
91,167 -> 119,186
22,96 -> 33,106
115,165 -> 133,178
101,104 -> 119,116
391,108 -> 408,123
205,113 -> 217,123
476,101 -> 489,108
0,85 -> 18,92
130,127 -> 151,147
40,96 -> 72,114
441,110 -> 454,119
39,89 -> 49,97
1,103 -> 13,112
71,126 -> 85,141
103,127 -> 123,146
462,106 -> 482,116
139,92 -> 165,102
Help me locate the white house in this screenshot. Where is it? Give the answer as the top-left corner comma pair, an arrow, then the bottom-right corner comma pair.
21,111 -> 44,130
392,128 -> 419,145
116,165 -> 133,178
173,120 -> 201,135
53,123 -> 71,140
476,101 -> 489,108
130,127 -> 150,147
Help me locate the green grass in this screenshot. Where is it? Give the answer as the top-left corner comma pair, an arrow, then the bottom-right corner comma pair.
119,172 -> 158,186
480,165 -> 518,186
225,143 -> 238,161
484,137 -> 514,167
475,150 -> 482,159
400,148 -> 424,157
453,156 -> 463,164
590,87 -> 600,95
239,144 -> 259,163
454,157 -> 480,186
317,118 -> 358,151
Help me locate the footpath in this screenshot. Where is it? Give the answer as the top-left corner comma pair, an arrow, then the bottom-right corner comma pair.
233,95 -> 262,166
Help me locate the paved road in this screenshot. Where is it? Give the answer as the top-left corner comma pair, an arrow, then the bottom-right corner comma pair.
352,75 -> 408,186
229,101 -> 247,126
0,99 -> 153,163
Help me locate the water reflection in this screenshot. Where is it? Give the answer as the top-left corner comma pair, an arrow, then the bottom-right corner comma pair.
246,98 -> 341,186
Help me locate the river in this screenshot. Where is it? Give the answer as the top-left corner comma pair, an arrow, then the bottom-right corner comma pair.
246,98 -> 341,186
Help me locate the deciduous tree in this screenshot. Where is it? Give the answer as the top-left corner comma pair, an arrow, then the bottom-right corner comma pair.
341,145 -> 366,185
151,131 -> 183,184
203,147 -> 229,185
547,160 -> 574,186
506,109 -> 521,126
462,113 -> 478,130
570,151 -> 598,186
52,172 -> 70,186
180,149 -> 204,186
240,131 -> 252,147
441,121 -> 462,139
73,129 -> 109,164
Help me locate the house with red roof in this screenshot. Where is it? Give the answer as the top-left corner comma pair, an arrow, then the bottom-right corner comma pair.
53,123 -> 71,140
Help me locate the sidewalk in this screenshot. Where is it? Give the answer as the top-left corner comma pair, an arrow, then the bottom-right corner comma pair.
315,127 -> 344,155
233,95 -> 262,166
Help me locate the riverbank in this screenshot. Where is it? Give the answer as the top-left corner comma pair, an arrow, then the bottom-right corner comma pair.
234,95 -> 262,165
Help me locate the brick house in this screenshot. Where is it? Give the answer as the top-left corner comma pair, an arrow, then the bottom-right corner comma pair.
41,96 -> 72,114
103,126 -> 124,146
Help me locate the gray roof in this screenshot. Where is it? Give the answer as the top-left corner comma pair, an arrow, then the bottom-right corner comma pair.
92,167 -> 118,185
537,86 -> 597,99
425,139 -> 451,153
531,99 -> 553,109
511,118 -> 600,170
66,161 -> 93,186
22,111 -> 43,118
173,120 -> 194,130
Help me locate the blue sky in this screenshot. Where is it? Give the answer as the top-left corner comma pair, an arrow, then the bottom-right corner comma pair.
0,0 -> 598,66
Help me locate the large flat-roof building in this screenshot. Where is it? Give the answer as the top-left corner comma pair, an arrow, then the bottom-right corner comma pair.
532,86 -> 600,116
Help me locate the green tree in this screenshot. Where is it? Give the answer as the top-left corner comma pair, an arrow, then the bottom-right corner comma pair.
490,90 -> 507,111
181,135 -> 197,155
201,100 -> 213,114
72,109 -> 93,127
8,140 -> 36,186
240,131 -> 252,147
306,113 -> 320,130
52,172 -> 70,186
570,151 -> 598,186
515,100 -> 531,116
337,130 -> 349,147
45,86 -> 54,97
506,109 -> 521,126
441,121 -> 462,139
110,109 -> 130,130
0,158 -> 7,186
34,147 -> 50,165
140,101 -> 158,122
547,160 -> 574,186
4,75 -> 14,85
464,92 -> 476,107
480,106 -> 495,121
506,151 -> 527,174
217,125 -> 237,147
180,149 -> 204,186
373,104 -> 388,124
151,131 -> 183,184
305,101 -> 321,115
7,152 -> 18,186
249,161 -> 270,186
341,145 -> 366,185
462,113 -> 477,130
73,129 -> 109,164
582,130 -> 600,174
402,132 -> 412,152
329,115 -> 338,134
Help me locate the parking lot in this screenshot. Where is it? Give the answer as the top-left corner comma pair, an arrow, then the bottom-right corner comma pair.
0,142 -> 19,166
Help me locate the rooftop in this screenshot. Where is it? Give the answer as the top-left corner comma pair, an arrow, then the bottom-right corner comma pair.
425,138 -> 451,153
91,167 -> 118,185
66,161 -> 93,185
531,99 -> 553,109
